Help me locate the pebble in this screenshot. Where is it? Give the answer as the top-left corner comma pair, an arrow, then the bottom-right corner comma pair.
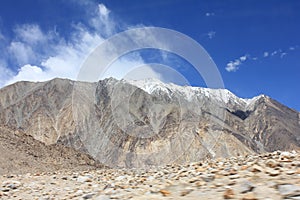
265,159 -> 279,168
292,161 -> 300,167
239,180 -> 255,193
200,174 -> 215,182
180,187 -> 193,196
0,188 -> 9,192
288,197 -> 300,200
77,175 -> 93,183
95,195 -> 111,200
277,184 -> 300,197
2,180 -> 21,190
241,193 -> 258,200
74,189 -> 84,196
159,189 -> 171,196
266,169 -> 280,176
229,174 -> 240,179
286,170 -> 296,175
82,193 -> 95,199
115,176 -> 126,181
223,188 -> 234,199
280,152 -> 295,159
251,165 -> 263,172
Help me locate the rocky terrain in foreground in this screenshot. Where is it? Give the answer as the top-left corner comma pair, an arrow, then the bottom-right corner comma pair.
1,151 -> 299,200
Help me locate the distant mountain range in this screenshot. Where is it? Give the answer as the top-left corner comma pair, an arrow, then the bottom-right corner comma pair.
0,78 -> 299,168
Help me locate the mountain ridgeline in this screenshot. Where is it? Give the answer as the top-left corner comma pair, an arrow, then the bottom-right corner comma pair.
0,78 -> 299,168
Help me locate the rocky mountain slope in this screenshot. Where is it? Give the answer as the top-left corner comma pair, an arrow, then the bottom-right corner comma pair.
0,125 -> 102,175
0,78 -> 299,168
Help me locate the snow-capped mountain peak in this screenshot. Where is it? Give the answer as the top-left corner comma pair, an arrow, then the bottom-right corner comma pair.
126,78 -> 262,107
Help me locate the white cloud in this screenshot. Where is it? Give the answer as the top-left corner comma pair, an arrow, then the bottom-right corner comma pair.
262,47 -> 296,59
207,31 -> 216,39
225,59 -> 241,72
6,26 -> 105,85
227,45 -> 299,73
8,41 -> 36,65
226,54 -> 249,72
89,4 -> 115,37
1,4 -> 112,86
0,31 -> 4,41
205,12 -> 215,17
98,4 -> 110,17
6,24 -> 58,68
289,47 -> 295,51
14,24 -> 48,45
240,55 -> 248,61
1,3 -> 167,87
263,52 -> 269,57
271,50 -> 278,56
6,65 -> 45,84
280,52 -> 287,58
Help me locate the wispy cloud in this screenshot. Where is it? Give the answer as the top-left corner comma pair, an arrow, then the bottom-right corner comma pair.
89,4 -> 115,37
288,45 -> 298,51
226,45 -> 299,72
200,31 -> 216,39
207,31 -> 216,39
240,55 -> 248,61
225,54 -> 252,72
5,26 -> 103,85
226,60 -> 241,72
3,6 -> 109,86
262,48 -> 295,59
1,2 -> 165,87
205,12 -> 215,17
271,49 -> 280,56
0,31 -> 4,41
14,24 -> 49,45
226,54 -> 249,72
280,52 -> 287,58
263,47 -> 300,59
263,52 -> 269,57
8,41 -> 36,66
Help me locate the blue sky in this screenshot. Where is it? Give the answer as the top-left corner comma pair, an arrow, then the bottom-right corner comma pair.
0,0 -> 299,111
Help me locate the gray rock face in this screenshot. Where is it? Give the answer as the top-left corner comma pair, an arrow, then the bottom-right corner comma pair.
0,78 -> 299,167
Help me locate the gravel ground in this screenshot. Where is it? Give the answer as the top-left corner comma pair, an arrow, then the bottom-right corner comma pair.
1,151 -> 300,200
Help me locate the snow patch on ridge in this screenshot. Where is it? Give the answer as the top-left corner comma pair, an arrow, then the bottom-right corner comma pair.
126,79 -> 263,106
